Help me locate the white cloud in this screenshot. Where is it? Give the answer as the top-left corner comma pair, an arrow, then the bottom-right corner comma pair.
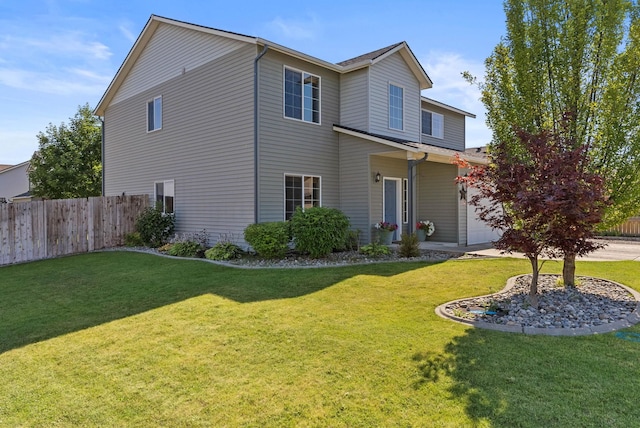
267,15 -> 321,40
119,22 -> 138,43
421,51 -> 492,147
6,32 -> 112,60
0,67 -> 110,96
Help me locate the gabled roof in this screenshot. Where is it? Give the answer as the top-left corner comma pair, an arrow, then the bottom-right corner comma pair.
0,160 -> 30,175
422,97 -> 476,118
95,15 -> 433,115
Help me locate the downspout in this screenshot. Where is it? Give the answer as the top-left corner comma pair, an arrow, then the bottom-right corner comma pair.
100,117 -> 105,196
254,44 -> 269,223
407,153 -> 428,234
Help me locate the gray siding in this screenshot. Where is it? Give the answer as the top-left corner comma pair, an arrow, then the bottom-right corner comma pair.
104,44 -> 256,245
421,102 -> 466,151
369,52 -> 421,141
113,23 -> 247,104
416,162 -> 459,242
257,50 -> 341,222
340,68 -> 369,130
0,162 -> 29,201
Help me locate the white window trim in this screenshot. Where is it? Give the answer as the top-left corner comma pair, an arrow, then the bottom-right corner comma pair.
283,173 -> 322,220
421,109 -> 444,139
147,95 -> 163,133
402,178 -> 408,224
282,65 -> 322,126
154,179 -> 175,214
388,82 -> 405,131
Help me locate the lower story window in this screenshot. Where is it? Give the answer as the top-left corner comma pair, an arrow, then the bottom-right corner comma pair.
155,180 -> 175,214
285,174 -> 320,220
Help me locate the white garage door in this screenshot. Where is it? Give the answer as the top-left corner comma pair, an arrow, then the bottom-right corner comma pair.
467,188 -> 502,245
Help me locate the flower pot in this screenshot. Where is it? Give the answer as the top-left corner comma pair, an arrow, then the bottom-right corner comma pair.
416,229 -> 427,242
378,229 -> 393,245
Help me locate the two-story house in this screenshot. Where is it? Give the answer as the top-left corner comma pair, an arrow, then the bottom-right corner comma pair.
95,15 -> 492,246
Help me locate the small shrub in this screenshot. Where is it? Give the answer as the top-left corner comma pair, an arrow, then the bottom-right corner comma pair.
157,243 -> 173,252
205,241 -> 243,261
343,229 -> 361,251
124,232 -> 144,247
290,207 -> 350,258
244,222 -> 290,259
360,242 -> 391,257
398,233 -> 420,258
135,207 -> 175,247
168,241 -> 204,258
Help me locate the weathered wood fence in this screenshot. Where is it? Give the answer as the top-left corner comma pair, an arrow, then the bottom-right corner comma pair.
607,216 -> 640,237
0,195 -> 149,266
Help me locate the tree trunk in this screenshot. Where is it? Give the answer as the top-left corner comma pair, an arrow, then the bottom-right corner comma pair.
563,252 -> 576,287
528,256 -> 540,308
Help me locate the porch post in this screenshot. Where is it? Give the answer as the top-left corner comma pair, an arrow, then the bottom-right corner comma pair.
407,153 -> 428,235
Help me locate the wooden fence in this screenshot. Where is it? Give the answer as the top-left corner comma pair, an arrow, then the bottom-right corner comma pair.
0,195 -> 149,266
606,216 -> 640,237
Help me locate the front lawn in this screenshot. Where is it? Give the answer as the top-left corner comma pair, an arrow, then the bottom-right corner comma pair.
1,252 -> 639,427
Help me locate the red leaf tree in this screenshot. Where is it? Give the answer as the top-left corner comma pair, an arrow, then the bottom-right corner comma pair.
456,126 -> 609,306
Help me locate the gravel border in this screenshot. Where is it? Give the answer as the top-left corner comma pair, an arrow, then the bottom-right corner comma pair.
436,274 -> 640,336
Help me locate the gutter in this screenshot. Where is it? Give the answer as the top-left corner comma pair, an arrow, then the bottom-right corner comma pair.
254,44 -> 269,223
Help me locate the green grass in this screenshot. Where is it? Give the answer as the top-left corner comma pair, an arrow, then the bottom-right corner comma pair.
1,252 -> 639,427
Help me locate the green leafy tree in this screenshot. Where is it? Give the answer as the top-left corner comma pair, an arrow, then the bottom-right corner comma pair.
468,0 -> 640,229
29,104 -> 102,198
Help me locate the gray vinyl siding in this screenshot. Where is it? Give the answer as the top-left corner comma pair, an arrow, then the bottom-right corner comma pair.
416,162 -> 459,242
257,50 -> 341,222
340,68 -> 369,130
421,103 -> 466,151
369,52 -> 421,141
113,23 -> 248,105
104,44 -> 256,245
0,162 -> 29,201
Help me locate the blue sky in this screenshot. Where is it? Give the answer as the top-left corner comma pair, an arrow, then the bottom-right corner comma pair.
0,0 -> 506,164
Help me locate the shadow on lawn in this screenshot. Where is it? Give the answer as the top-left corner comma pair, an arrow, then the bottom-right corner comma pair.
412,326 -> 640,426
1,251 -> 439,354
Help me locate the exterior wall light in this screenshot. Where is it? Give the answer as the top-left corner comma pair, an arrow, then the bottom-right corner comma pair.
375,172 -> 381,183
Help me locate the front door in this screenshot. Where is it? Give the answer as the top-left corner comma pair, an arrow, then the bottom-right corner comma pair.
383,177 -> 401,240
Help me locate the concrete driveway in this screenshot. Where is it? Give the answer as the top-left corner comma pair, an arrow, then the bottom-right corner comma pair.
421,238 -> 640,262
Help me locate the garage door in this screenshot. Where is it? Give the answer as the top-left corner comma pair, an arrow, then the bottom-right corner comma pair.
467,188 -> 502,245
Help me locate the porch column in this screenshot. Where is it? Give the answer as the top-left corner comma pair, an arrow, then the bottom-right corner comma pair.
407,152 -> 428,234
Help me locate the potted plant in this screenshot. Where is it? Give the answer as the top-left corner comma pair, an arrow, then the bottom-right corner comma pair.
416,220 -> 435,241
375,221 -> 398,245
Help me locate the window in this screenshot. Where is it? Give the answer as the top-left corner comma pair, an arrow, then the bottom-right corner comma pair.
422,110 -> 444,139
147,96 -> 162,132
389,84 -> 404,130
154,180 -> 174,214
284,67 -> 320,124
284,174 -> 320,220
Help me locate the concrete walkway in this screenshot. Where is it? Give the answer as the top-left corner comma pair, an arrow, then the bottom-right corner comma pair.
418,238 -> 640,262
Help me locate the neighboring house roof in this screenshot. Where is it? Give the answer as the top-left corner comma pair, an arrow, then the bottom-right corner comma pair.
95,15 -> 432,115
422,97 -> 476,118
333,125 -> 488,165
13,190 -> 32,198
0,160 -> 30,175
0,164 -> 12,171
465,146 -> 488,156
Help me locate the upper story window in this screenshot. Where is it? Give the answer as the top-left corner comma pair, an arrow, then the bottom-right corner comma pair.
147,96 -> 162,132
155,179 -> 174,214
422,110 -> 444,139
284,67 -> 320,124
389,83 -> 404,130
284,174 -> 320,220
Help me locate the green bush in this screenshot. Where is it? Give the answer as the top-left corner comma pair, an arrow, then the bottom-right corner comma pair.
359,242 -> 391,257
343,229 -> 361,251
205,241 -> 243,261
244,222 -> 290,259
135,207 -> 175,247
398,233 -> 420,258
124,232 -> 145,247
168,241 -> 204,258
290,207 -> 350,258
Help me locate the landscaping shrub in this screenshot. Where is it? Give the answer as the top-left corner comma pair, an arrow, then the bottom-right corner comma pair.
166,230 -> 208,258
359,242 -> 391,257
124,232 -> 144,247
398,233 -> 420,258
290,207 -> 350,258
135,207 -> 175,247
244,222 -> 290,259
343,229 -> 361,251
205,240 -> 244,261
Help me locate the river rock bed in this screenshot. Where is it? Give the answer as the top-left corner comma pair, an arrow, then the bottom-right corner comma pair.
443,274 -> 638,329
